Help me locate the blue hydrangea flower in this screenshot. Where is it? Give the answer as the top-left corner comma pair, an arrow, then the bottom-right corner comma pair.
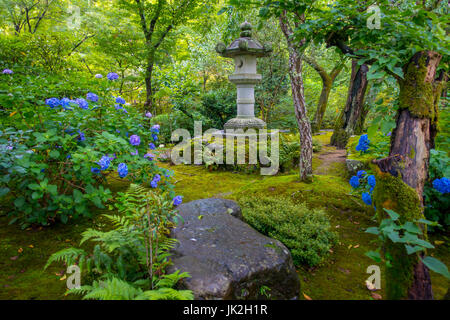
107,72 -> 119,80
144,153 -> 154,160
349,176 -> 360,188
115,104 -> 123,111
164,170 -> 172,178
356,134 -> 370,153
152,133 -> 158,141
2,69 -> 13,74
173,196 -> 183,206
60,98 -> 73,110
87,92 -> 99,102
357,170 -> 366,178
91,167 -> 101,174
145,112 -> 152,118
362,192 -> 372,205
115,97 -> 126,104
151,124 -> 160,134
118,163 -> 128,178
95,74 -> 103,79
46,98 -> 61,108
153,174 -> 161,182
77,130 -> 85,141
368,175 -> 376,188
149,143 -> 156,150
76,98 -> 89,110
150,180 -> 158,188
433,177 -> 450,194
98,155 -> 111,171
129,135 -> 140,146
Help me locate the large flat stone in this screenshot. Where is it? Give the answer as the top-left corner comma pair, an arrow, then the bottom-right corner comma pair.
168,198 -> 300,300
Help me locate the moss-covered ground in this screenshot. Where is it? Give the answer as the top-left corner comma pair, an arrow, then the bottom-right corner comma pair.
0,132 -> 448,300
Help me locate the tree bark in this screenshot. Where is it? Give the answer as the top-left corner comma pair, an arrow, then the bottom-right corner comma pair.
303,55 -> 344,133
330,60 -> 369,148
280,12 -> 313,181
373,51 -> 443,300
144,56 -> 154,110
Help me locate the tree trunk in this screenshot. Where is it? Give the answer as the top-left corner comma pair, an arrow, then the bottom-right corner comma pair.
354,83 -> 374,135
144,56 -> 154,110
373,51 -> 443,300
311,80 -> 332,133
330,60 -> 369,148
279,13 -> 313,181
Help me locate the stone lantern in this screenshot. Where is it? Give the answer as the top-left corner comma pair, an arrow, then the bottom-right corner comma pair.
215,21 -> 272,131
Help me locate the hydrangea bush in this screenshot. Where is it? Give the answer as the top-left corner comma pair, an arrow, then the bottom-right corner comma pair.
0,74 -> 181,228
349,170 -> 376,207
423,149 -> 450,228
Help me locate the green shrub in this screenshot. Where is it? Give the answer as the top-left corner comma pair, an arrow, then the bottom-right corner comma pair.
238,196 -> 338,267
0,73 -> 171,228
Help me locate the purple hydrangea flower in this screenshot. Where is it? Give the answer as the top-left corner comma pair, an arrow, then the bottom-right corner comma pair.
145,112 -> 152,118
2,69 -> 13,74
76,98 -> 89,110
173,196 -> 183,206
115,104 -> 123,111
87,92 -> 99,102
153,174 -> 161,182
131,149 -> 139,156
115,97 -> 126,104
148,143 -> 156,150
95,74 -> 103,79
46,98 -> 61,108
107,72 -> 119,80
118,163 -> 128,178
129,135 -> 140,146
144,153 -> 154,160
150,180 -> 158,188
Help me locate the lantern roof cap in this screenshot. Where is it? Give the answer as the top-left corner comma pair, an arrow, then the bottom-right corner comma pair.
215,21 -> 272,58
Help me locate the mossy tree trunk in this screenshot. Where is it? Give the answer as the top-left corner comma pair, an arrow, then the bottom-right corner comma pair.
303,55 -> 345,134
373,51 -> 444,300
280,11 -> 313,181
330,60 -> 369,148
354,83 -> 374,135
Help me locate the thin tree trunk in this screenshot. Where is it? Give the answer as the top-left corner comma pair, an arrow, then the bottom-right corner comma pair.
144,56 -> 154,110
373,51 -> 444,300
280,12 -> 313,181
312,81 -> 332,133
303,55 -> 344,133
330,60 -> 369,148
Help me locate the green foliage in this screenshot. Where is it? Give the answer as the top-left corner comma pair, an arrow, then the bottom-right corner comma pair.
423,149 -> 450,228
365,208 -> 450,280
0,75 -> 169,227
238,196 -> 338,266
45,184 -> 192,300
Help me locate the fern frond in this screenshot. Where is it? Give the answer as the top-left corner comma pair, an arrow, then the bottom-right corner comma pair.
44,247 -> 86,270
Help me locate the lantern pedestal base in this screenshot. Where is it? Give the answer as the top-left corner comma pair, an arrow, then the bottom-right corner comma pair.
223,116 -> 266,130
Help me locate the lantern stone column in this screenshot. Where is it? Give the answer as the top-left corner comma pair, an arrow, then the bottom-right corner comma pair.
216,21 -> 272,130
